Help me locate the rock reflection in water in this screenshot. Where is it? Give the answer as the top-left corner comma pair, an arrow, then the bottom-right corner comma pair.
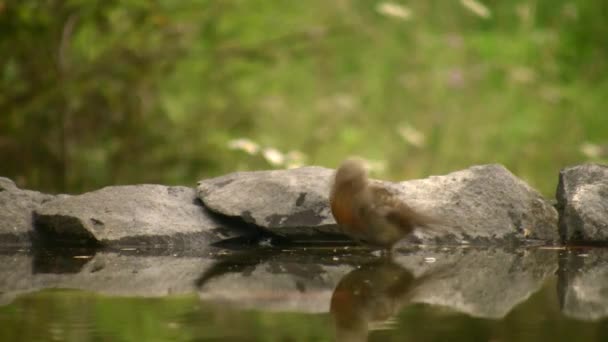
195,249 -> 363,313
559,248 -> 608,320
396,247 -> 557,318
0,248 -> 217,306
5,245 -> 608,328
194,246 -> 558,322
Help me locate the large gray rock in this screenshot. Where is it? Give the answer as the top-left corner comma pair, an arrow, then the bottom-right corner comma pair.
198,164 -> 559,244
556,164 -> 608,243
558,248 -> 608,320
35,184 -> 244,247
0,177 -> 56,246
395,164 -> 559,245
198,167 -> 342,239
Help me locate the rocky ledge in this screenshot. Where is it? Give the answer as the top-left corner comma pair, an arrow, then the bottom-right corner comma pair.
1,162 -> 607,247
197,164 -> 559,245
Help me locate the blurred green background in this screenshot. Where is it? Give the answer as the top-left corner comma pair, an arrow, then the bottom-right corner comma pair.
1,0 -> 607,195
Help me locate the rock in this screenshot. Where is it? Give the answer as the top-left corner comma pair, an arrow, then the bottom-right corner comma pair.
556,164 -> 608,243
197,167 -> 343,239
35,184 -> 245,247
558,248 -> 608,320
198,164 -> 559,244
395,164 -> 559,245
0,177 -> 56,246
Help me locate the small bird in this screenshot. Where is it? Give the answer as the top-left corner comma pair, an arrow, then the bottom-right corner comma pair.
330,158 -> 438,249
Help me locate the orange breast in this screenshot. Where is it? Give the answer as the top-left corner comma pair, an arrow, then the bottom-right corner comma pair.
330,189 -> 360,230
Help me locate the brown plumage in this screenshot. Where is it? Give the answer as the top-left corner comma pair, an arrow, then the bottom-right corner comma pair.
330,158 -> 437,248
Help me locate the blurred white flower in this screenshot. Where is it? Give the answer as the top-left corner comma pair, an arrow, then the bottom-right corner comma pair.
333,93 -> 357,111
445,33 -> 464,49
516,3 -> 533,26
360,158 -> 387,174
316,93 -> 357,113
562,3 -> 578,20
509,66 -> 536,84
539,86 -> 562,104
259,95 -> 286,114
376,2 -> 412,20
447,68 -> 465,88
460,0 -> 491,19
227,138 -> 259,155
285,150 -> 306,169
398,123 -> 426,147
262,147 -> 285,166
580,142 -> 602,159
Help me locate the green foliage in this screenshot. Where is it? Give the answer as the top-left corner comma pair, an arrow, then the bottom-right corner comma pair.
1,0 -> 607,194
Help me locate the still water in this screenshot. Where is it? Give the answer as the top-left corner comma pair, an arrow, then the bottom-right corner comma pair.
1,246 -> 607,341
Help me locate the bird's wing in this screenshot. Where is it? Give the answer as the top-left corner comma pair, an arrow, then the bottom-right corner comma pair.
369,184 -> 439,231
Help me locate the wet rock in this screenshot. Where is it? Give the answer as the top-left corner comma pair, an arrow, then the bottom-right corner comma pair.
395,164 -> 559,245
198,164 -> 559,244
556,164 -> 608,243
197,167 -> 343,239
35,185 -> 244,247
558,248 -> 608,320
0,177 -> 56,246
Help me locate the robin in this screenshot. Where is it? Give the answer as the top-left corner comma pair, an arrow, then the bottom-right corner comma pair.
330,158 -> 438,249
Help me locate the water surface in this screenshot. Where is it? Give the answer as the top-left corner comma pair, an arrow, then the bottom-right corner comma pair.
1,246 -> 607,341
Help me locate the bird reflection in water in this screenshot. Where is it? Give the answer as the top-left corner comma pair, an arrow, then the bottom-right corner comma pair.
330,258 -> 442,342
